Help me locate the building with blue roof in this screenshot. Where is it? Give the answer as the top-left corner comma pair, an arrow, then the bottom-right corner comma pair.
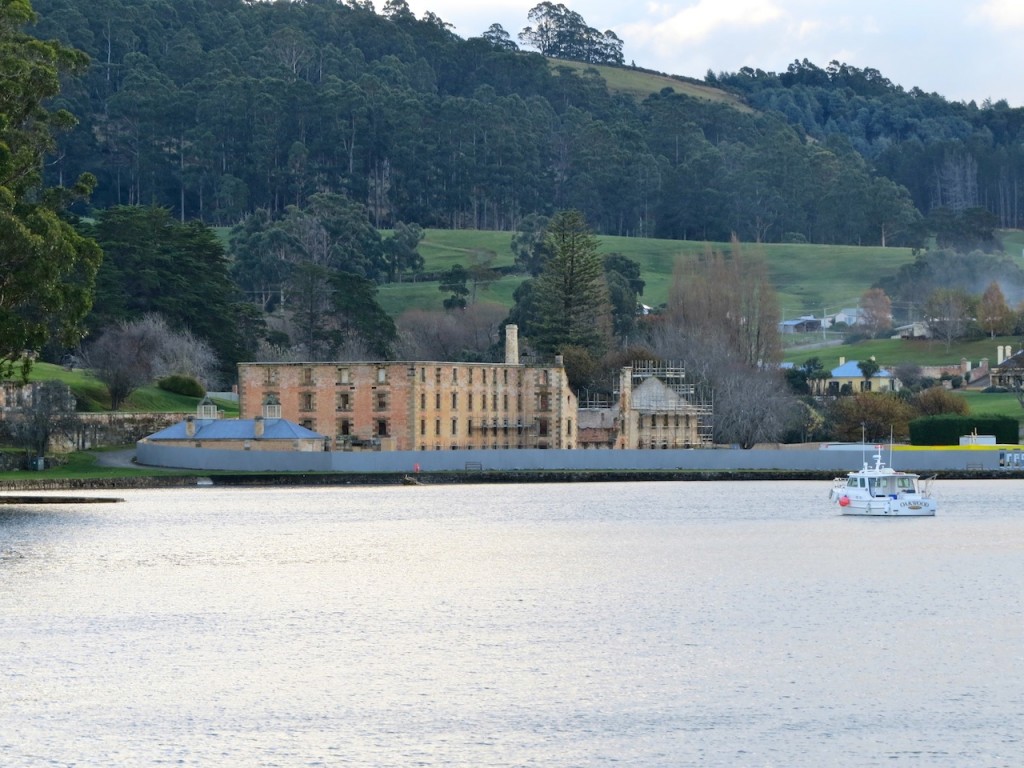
139,396 -> 326,453
826,357 -> 899,395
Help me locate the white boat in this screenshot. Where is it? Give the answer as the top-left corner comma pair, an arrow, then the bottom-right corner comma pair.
829,449 -> 936,516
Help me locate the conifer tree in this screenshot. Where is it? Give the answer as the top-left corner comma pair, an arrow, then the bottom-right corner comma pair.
532,209 -> 611,358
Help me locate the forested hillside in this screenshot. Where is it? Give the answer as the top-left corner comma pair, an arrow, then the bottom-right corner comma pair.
712,60 -> 1024,231
26,0 -> 935,246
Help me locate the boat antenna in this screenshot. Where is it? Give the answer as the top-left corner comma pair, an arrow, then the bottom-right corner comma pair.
889,425 -> 894,467
861,423 -> 867,466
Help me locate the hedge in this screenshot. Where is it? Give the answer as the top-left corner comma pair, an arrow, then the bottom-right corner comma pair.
157,374 -> 206,399
908,414 -> 1019,445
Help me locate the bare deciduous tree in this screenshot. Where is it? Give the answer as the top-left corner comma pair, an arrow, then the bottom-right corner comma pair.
396,304 -> 506,361
924,288 -> 974,350
668,238 -> 781,367
84,315 -> 220,408
859,288 -> 892,334
645,315 -> 798,447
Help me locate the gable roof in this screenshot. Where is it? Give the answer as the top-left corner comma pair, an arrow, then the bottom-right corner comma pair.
631,377 -> 695,412
145,418 -> 325,442
995,350 -> 1024,370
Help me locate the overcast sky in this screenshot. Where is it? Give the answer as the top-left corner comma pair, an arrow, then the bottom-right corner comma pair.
404,0 -> 1024,107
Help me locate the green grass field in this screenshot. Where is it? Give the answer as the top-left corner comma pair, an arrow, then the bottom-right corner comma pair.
547,59 -> 752,111
783,336 -> 1016,370
378,229 -> 920,318
25,362 -> 238,415
955,391 -> 1023,420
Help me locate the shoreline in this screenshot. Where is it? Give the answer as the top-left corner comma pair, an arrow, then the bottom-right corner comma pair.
3,467 -> 1024,491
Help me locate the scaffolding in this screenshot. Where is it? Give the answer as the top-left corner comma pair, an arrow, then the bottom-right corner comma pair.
629,360 -> 714,447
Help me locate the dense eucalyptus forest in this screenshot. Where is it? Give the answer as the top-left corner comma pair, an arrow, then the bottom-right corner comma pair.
28,0 -> 1003,247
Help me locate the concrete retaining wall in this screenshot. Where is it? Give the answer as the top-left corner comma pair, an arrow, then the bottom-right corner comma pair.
135,442 -> 1008,474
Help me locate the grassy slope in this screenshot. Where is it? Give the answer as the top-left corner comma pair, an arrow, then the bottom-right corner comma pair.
378,229 -> 919,318
26,362 -> 239,415
548,59 -> 752,111
782,336 -> 1015,370
956,391 -> 1023,420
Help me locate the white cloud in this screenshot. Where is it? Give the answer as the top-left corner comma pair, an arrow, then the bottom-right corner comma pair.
975,1 -> 1024,27
626,0 -> 785,49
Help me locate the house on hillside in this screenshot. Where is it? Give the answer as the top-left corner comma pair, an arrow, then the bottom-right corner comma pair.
779,316 -> 821,334
891,321 -> 931,339
826,358 -> 900,395
830,307 -> 866,327
991,346 -> 1024,391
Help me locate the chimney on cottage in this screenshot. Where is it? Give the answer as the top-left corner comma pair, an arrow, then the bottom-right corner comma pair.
839,356 -> 846,366
555,354 -> 564,367
505,324 -> 519,365
185,415 -> 196,438
254,415 -> 265,438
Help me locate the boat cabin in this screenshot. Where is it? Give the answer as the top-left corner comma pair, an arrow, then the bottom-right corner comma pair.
845,474 -> 916,497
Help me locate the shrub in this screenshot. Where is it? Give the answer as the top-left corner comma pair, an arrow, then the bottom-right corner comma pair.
157,374 -> 206,398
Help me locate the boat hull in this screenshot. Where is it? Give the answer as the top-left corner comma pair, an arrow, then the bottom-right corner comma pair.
838,499 -> 936,517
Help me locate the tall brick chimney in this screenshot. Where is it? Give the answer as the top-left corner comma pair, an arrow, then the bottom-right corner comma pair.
505,324 -> 520,365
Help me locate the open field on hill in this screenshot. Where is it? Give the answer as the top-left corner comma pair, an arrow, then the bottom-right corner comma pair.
547,59 -> 752,110
377,229 -> 918,319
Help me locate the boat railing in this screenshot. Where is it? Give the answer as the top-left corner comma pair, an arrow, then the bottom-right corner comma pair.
921,475 -> 936,497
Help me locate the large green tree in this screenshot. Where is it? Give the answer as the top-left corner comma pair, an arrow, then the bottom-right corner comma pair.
531,209 -> 611,357
86,205 -> 245,374
0,0 -> 100,379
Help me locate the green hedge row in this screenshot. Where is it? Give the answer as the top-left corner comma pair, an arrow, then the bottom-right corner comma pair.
157,375 -> 206,399
909,414 -> 1019,445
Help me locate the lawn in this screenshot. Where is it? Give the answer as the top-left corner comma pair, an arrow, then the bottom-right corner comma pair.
0,448 -> 162,481
956,391 -> 1024,420
25,362 -> 238,416
379,229 -> 918,317
547,59 -> 752,111
783,335 -> 1016,370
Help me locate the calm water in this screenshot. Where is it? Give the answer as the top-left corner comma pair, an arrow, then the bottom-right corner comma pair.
1,480 -> 1022,767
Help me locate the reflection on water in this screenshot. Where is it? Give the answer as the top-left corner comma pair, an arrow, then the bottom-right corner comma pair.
1,481 -> 1022,766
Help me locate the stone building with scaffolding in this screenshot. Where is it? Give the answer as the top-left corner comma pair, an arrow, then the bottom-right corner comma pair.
578,361 -> 713,449
621,361 -> 713,448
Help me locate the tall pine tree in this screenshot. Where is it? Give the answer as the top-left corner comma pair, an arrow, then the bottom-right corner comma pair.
532,209 -> 611,358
